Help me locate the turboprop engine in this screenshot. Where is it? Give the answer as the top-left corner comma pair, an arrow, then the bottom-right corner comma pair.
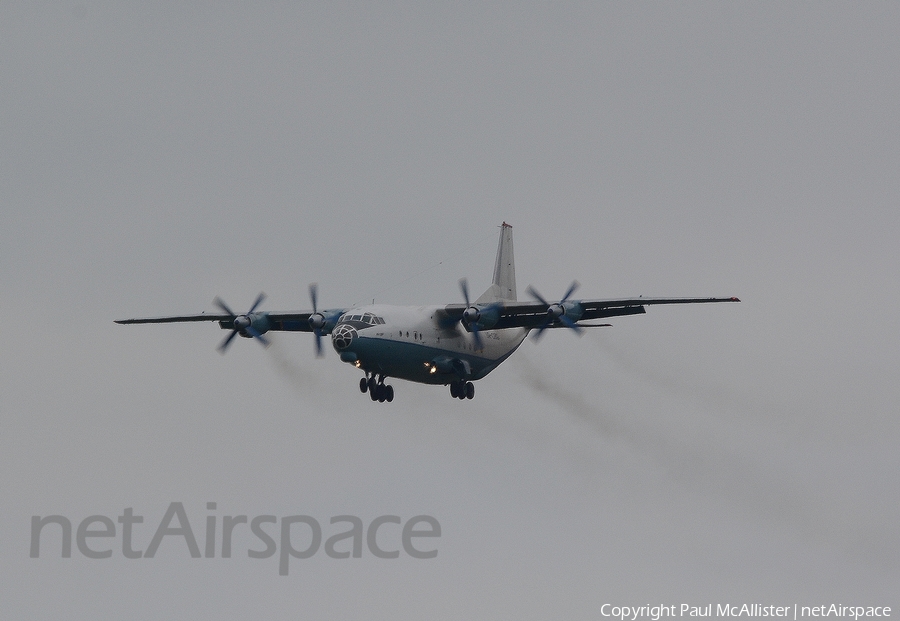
526,281 -> 585,340
458,278 -> 503,350
214,293 -> 272,352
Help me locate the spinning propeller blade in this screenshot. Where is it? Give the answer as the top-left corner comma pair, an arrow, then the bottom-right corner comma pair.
459,278 -> 484,350
526,281 -> 583,341
214,293 -> 269,353
308,283 -> 325,357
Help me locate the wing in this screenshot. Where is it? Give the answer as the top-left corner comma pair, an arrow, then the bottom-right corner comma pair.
442,296 -> 740,331
115,310 -> 344,333
115,313 -> 231,325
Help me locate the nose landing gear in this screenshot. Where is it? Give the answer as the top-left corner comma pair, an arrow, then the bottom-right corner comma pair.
360,373 -> 393,403
449,380 -> 475,400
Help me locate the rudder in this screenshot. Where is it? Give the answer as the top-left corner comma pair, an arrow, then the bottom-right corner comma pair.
477,222 -> 517,303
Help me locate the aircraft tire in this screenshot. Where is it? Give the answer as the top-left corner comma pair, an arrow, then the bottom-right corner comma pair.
370,384 -> 379,401
465,382 -> 475,399
360,377 -> 368,393
449,382 -> 459,398
386,385 -> 394,402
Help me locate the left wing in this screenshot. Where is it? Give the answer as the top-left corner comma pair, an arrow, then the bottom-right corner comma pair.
442,296 -> 740,331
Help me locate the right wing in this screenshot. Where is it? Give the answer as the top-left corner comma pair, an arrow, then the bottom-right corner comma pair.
115,310 -> 344,333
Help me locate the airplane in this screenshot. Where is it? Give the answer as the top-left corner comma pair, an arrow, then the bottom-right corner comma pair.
116,223 -> 739,403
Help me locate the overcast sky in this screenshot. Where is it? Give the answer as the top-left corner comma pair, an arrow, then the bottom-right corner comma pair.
2,2 -> 898,618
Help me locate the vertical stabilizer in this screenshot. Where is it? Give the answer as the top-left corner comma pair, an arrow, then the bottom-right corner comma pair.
477,222 -> 517,303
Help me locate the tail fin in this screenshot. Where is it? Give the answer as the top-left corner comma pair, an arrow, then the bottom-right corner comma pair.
477,222 -> 517,303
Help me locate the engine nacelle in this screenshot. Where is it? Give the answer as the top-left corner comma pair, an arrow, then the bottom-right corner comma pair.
238,312 -> 271,337
549,301 -> 583,324
309,313 -> 325,331
462,304 -> 500,331
309,309 -> 343,335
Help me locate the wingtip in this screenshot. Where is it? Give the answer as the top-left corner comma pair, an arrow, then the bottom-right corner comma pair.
731,297 -> 741,302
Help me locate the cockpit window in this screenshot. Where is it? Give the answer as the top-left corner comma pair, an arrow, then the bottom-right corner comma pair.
338,312 -> 384,326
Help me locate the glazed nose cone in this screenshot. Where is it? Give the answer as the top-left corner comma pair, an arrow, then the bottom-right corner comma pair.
331,324 -> 357,352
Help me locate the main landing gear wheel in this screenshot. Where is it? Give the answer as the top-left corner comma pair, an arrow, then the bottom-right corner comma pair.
362,375 -> 394,403
370,383 -> 394,403
449,380 -> 474,400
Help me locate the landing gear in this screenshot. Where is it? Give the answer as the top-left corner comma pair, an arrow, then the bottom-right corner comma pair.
449,380 -> 474,400
360,373 -> 394,403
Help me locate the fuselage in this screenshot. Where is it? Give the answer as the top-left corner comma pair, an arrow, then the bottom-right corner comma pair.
330,304 -> 527,385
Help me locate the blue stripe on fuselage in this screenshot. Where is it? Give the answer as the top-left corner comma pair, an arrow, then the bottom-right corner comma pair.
347,332 -> 518,385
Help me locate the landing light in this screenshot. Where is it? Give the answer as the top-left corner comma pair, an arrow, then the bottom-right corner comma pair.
354,360 -> 361,368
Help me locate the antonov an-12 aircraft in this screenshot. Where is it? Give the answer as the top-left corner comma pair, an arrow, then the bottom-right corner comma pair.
117,223 -> 739,403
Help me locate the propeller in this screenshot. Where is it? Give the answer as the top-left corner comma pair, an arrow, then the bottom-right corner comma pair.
525,280 -> 584,341
458,279 -> 503,351
214,292 -> 270,352
458,279 -> 484,350
307,283 -> 325,357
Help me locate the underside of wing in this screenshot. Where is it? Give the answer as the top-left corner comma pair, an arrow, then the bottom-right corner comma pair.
443,296 -> 740,333
116,286 -> 348,355
115,313 -> 230,324
264,312 -> 321,332
115,311 -> 327,332
579,296 -> 741,321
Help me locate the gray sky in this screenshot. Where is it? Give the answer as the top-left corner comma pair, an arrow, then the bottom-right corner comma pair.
2,2 -> 898,617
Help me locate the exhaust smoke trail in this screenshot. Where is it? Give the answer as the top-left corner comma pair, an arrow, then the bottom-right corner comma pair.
265,335 -> 321,395
586,331 -> 759,414
510,345 -> 898,570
